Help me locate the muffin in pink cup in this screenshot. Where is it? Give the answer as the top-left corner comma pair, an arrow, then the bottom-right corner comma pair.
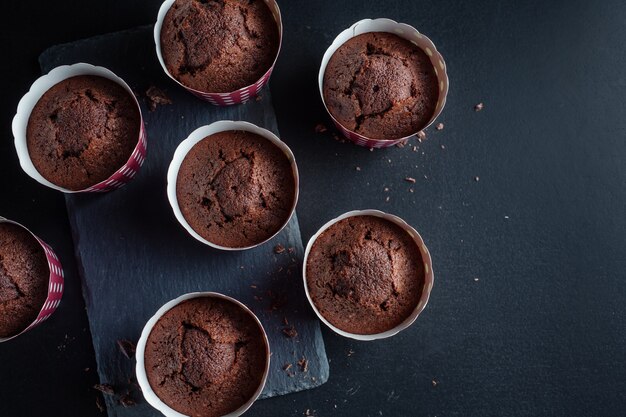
0,217 -> 64,343
154,0 -> 283,105
167,120 -> 299,251
303,210 -> 434,341
319,18 -> 449,148
12,63 -> 147,193
135,292 -> 270,417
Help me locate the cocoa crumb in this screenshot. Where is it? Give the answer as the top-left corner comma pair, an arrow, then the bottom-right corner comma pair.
474,176 -> 480,182
412,146 -> 418,152
145,86 -> 172,111
283,317 -> 289,326
385,196 -> 390,202
395,140 -> 408,148
436,122 -> 444,131
355,166 -> 361,171
432,378 -> 439,387
93,384 -> 115,396
417,131 -> 427,142
274,244 -> 285,254
405,177 -> 416,183
440,144 -> 446,149
283,363 -> 293,371
119,394 -> 136,408
298,357 -> 309,372
288,247 -> 295,254
314,123 -> 328,133
347,349 -> 355,356
116,339 -> 136,359
255,95 -> 263,102
95,397 -> 105,413
282,326 -> 298,338
474,102 -> 484,112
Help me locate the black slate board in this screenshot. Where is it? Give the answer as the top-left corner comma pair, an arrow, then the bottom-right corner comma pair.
39,26 -> 329,417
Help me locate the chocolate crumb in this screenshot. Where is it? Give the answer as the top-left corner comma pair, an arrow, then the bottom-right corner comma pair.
474,102 -> 484,112
119,394 -> 136,408
314,123 -> 328,133
417,131 -> 427,141
255,95 -> 263,102
347,349 -> 355,356
474,176 -> 480,182
282,326 -> 298,338
283,363 -> 293,371
145,86 -> 172,112
440,144 -> 446,149
395,140 -> 408,148
283,317 -> 289,326
298,357 -> 309,372
436,122 -> 444,131
405,177 -> 416,183
412,146 -> 418,152
432,379 -> 439,387
93,384 -> 115,396
95,397 -> 105,413
117,339 -> 136,359
355,166 -> 361,171
369,147 -> 374,152
409,188 -> 414,193
384,187 -> 389,192
288,247 -> 295,254
474,277 -> 480,282
274,244 -> 286,254
385,196 -> 390,202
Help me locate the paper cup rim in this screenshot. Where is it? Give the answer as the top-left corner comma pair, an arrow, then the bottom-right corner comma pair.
302,209 -> 434,341
167,120 -> 299,251
153,0 -> 283,97
318,18 -> 449,146
12,62 -> 145,193
0,217 -> 63,343
135,291 -> 271,417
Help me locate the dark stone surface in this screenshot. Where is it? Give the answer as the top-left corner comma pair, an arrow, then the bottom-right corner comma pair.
1,1 -> 626,417
38,26 -> 328,417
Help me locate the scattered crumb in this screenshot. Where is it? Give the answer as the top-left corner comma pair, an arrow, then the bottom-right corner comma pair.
384,187 -> 389,192
332,133 -> 345,143
395,140 -> 408,148
117,339 -> 136,359
304,409 -> 316,416
145,86 -> 172,111
436,122 -> 444,131
432,379 -> 439,387
250,284 -> 257,289
385,196 -> 390,202
417,131 -> 427,142
314,123 -> 328,133
405,177 -> 416,183
440,144 -> 446,149
283,317 -> 289,326
298,357 -> 309,372
369,147 -> 374,152
274,244 -> 285,254
282,326 -> 298,338
283,363 -> 293,371
347,349 -> 355,357
474,277 -> 480,282
84,367 -> 90,372
255,95 -> 263,102
424,175 -> 428,179
95,397 -> 105,413
93,384 -> 115,396
409,188 -> 414,193
412,146 -> 418,152
355,166 -> 361,171
474,102 -> 484,112
474,176 -> 480,182
288,247 -> 295,254
119,394 -> 136,408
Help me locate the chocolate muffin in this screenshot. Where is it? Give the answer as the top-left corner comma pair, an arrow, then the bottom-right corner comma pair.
144,297 -> 268,417
323,32 -> 439,140
160,0 -> 280,93
176,130 -> 296,248
306,215 -> 424,335
0,223 -> 49,338
26,75 -> 140,191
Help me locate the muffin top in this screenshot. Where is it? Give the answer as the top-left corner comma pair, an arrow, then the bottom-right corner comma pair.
144,297 -> 267,417
176,130 -> 295,248
0,223 -> 49,338
26,75 -> 140,191
306,215 -> 424,335
323,32 -> 439,140
160,0 -> 280,93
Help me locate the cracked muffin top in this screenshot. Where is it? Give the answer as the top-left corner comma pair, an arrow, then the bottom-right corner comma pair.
0,222 -> 49,339
176,130 -> 295,248
305,215 -> 424,335
26,75 -> 140,191
160,0 -> 280,93
144,297 -> 268,417
322,32 -> 439,140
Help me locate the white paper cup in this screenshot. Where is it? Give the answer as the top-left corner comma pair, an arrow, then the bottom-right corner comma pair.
136,292 -> 270,417
318,18 -> 449,148
167,120 -> 299,251
12,63 -> 147,193
0,217 -> 64,343
302,209 -> 434,341
154,0 -> 283,105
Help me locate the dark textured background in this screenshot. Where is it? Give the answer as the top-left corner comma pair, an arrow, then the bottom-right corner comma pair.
1,1 -> 625,416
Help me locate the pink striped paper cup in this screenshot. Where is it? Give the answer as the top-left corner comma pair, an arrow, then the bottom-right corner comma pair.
302,209 -> 434,341
0,217 -> 64,343
12,63 -> 147,193
319,18 -> 449,148
154,0 -> 283,106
